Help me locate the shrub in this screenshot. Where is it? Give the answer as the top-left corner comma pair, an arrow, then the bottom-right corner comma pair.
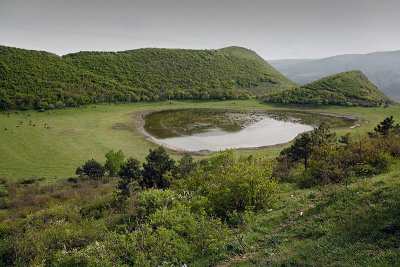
133,189 -> 181,220
78,159 -> 105,180
178,150 -> 278,222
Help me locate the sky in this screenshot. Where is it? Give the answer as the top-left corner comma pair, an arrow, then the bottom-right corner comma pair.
0,0 -> 399,60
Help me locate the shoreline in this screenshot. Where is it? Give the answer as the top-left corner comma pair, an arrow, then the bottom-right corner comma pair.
134,108 -> 362,156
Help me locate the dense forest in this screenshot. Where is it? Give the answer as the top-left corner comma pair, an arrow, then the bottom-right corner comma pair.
263,71 -> 390,106
1,117 -> 399,266
0,45 -> 295,110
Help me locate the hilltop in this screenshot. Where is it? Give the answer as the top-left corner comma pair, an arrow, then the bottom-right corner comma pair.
0,45 -> 294,110
264,71 -> 390,106
270,50 -> 400,101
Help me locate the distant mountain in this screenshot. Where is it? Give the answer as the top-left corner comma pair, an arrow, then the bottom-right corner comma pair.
270,51 -> 400,101
264,71 -> 389,107
0,45 -> 295,110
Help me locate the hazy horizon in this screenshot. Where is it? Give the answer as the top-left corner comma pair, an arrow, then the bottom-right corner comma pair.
1,0 -> 400,60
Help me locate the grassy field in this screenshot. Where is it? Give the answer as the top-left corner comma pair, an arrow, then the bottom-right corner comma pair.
1,99 -> 399,180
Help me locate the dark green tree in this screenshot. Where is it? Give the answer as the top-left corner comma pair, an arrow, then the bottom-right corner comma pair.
311,122 -> 336,145
373,116 -> 398,137
143,147 -> 175,188
176,153 -> 197,179
280,132 -> 313,169
79,159 -> 105,180
118,157 -> 142,196
104,150 -> 125,176
279,122 -> 336,170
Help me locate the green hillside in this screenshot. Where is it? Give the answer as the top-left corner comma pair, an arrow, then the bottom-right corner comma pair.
264,70 -> 390,106
0,45 -> 294,110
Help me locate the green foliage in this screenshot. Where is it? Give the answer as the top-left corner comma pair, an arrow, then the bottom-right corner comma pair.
143,147 -> 175,189
264,71 -> 389,106
117,157 -> 142,196
373,115 -> 400,136
134,189 -> 181,220
257,176 -> 400,266
279,122 -> 336,170
104,149 -> 124,176
177,150 -> 278,223
78,159 -> 105,180
276,120 -> 400,187
176,153 -> 197,179
1,142 -> 400,265
147,204 -> 227,258
0,45 -> 295,110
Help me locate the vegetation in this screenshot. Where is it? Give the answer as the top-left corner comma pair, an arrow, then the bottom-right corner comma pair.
276,117 -> 400,187
117,157 -> 142,197
0,45 -> 295,110
0,148 -> 278,266
1,116 -> 400,266
264,71 -> 390,106
142,147 -> 176,189
372,115 -> 399,136
76,159 -> 105,180
1,42 -> 399,266
1,100 -> 399,180
104,150 -> 125,177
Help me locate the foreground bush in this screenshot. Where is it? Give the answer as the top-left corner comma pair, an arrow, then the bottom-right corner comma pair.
176,150 -> 278,223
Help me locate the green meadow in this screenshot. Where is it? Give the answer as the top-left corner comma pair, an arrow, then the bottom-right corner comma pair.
1,99 -> 399,180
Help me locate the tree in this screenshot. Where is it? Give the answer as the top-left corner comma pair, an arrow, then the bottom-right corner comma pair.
118,157 -> 142,196
143,147 -> 175,188
104,150 -> 125,176
281,132 -> 313,169
373,116 -> 398,137
79,159 -> 105,180
176,153 -> 197,179
279,122 -> 336,170
310,122 -> 336,145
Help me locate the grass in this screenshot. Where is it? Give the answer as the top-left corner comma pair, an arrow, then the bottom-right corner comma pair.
224,163 -> 400,266
1,99 -> 399,180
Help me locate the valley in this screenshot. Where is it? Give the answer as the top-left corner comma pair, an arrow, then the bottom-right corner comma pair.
0,99 -> 398,179
1,1 -> 400,265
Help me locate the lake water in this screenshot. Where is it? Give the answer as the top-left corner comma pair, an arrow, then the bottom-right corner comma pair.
143,109 -> 356,152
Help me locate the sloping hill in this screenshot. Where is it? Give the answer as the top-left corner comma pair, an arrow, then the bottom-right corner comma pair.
269,50 -> 400,101
0,45 -> 294,110
224,168 -> 400,266
264,71 -> 390,106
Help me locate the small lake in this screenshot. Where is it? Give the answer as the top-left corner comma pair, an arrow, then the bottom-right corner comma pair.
143,109 -> 356,152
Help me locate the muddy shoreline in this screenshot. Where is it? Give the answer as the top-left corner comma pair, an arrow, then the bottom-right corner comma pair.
133,108 -> 362,156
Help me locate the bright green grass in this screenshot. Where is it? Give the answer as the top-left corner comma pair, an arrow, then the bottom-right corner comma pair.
1,100 -> 399,179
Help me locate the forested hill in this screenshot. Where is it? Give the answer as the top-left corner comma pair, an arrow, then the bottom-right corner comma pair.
269,50 -> 400,101
0,45 -> 295,110
264,71 -> 390,107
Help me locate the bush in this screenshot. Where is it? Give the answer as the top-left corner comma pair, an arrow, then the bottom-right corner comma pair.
77,159 -> 105,180
133,189 -> 181,220
177,150 -> 278,223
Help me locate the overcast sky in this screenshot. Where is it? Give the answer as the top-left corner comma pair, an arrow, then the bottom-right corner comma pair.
0,0 -> 399,60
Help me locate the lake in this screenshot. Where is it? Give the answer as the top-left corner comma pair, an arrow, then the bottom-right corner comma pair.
143,109 -> 356,151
